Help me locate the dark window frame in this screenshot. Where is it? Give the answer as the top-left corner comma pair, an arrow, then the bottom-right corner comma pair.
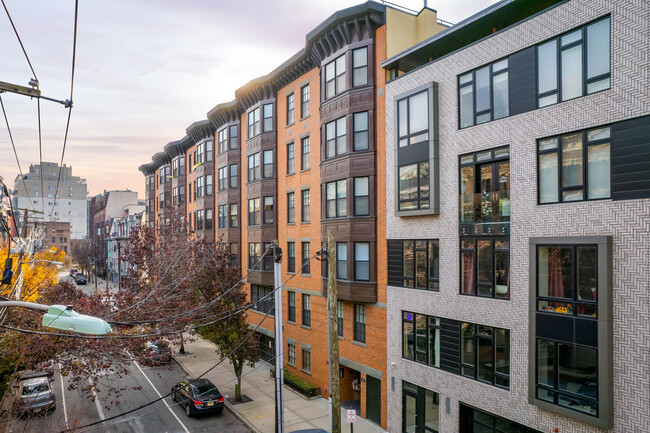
288,291 -> 296,322
325,179 -> 347,218
458,58 -> 509,129
301,242 -> 310,274
301,85 -> 310,118
301,136 -> 310,170
287,242 -> 295,273
287,142 -> 295,175
248,197 -> 260,226
263,196 -> 274,225
301,189 -> 310,223
287,192 -> 295,223
460,237 -> 510,299
353,304 -> 366,343
287,93 -> 295,126
302,294 -> 311,327
401,239 -> 439,291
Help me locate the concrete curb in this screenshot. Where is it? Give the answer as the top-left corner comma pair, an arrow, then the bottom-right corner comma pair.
172,354 -> 260,433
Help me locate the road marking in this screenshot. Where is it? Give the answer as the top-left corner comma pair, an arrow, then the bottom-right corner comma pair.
89,378 -> 106,421
58,363 -> 69,429
130,355 -> 190,433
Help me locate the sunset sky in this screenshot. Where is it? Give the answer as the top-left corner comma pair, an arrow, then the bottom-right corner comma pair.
0,0 -> 497,198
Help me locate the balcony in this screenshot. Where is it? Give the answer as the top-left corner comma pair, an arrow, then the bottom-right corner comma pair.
459,192 -> 510,236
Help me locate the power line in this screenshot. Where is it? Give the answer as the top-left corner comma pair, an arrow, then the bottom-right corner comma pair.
0,0 -> 38,81
37,99 -> 43,214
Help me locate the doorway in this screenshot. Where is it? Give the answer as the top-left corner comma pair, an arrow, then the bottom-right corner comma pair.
402,381 -> 439,433
366,375 -> 381,425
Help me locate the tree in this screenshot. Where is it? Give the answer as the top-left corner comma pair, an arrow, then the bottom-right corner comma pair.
69,239 -> 92,277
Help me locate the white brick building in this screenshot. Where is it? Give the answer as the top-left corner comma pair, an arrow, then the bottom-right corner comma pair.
382,0 -> 649,432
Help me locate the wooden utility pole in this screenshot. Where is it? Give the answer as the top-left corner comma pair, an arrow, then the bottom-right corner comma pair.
14,209 -> 28,281
327,230 -> 341,433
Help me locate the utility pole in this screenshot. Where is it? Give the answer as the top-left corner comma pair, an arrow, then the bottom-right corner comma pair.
272,243 -> 285,433
327,230 -> 341,433
14,210 -> 29,282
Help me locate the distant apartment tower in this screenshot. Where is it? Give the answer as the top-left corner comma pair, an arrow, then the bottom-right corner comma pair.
12,162 -> 88,239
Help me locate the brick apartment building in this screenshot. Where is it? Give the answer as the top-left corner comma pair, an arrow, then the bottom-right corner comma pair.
382,0 -> 649,432
41,221 -> 71,254
140,2 -> 449,427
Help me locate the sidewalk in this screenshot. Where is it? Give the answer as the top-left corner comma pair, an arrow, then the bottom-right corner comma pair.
173,335 -> 387,433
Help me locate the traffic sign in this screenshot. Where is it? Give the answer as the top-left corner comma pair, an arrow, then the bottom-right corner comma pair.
346,409 -> 356,423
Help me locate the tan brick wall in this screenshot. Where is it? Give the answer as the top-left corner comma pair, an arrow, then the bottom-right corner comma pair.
385,0 -> 649,432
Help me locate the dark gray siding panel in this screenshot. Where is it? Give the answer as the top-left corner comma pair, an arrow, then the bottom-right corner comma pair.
387,240 -> 403,287
612,115 -> 650,201
440,318 -> 460,375
508,47 -> 537,116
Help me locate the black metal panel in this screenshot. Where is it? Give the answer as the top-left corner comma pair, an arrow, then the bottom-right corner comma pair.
508,47 -> 537,116
612,115 -> 650,200
536,313 -> 573,344
440,319 -> 460,375
397,142 -> 429,166
387,240 -> 403,287
574,318 -> 598,348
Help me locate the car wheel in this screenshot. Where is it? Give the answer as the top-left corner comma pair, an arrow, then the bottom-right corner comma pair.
185,402 -> 192,417
171,390 -> 177,402
216,407 -> 223,415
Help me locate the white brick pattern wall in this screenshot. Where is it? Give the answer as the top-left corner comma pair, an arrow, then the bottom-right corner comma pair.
384,1 -> 649,432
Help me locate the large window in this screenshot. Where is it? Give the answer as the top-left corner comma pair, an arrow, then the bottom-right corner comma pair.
287,142 -> 295,175
354,243 -> 369,281
248,153 -> 261,182
301,136 -> 310,170
229,164 -> 238,188
218,205 -> 227,228
326,180 -> 347,218
403,381 -> 440,433
218,168 -> 227,191
353,304 -> 366,343
337,243 -> 348,280
402,240 -> 439,290
248,198 -> 260,226
288,291 -> 296,322
399,162 -> 429,211
353,112 -> 369,151
537,17 -> 610,108
398,90 -> 429,148
263,150 -> 274,178
263,104 -> 273,132
459,59 -> 509,129
287,192 -> 295,223
248,243 -> 261,270
301,242 -> 310,274
459,404 -> 540,433
301,85 -> 310,118
352,47 -> 368,87
251,284 -> 273,314
263,196 -> 274,224
287,242 -> 295,273
325,55 -> 346,99
538,126 -> 610,204
461,238 -> 509,298
461,323 -> 510,388
353,177 -> 369,216
325,117 -> 346,159
248,107 -> 260,138
229,203 -> 238,227
402,312 -> 440,367
302,294 -> 311,327
301,189 -> 310,223
287,93 -> 294,125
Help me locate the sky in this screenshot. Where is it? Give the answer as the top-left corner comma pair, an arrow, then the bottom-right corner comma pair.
0,0 -> 498,199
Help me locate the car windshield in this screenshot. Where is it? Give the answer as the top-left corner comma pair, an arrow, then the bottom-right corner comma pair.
22,383 -> 49,395
195,385 -> 217,395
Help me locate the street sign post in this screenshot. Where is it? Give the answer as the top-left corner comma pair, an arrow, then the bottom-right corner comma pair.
346,409 -> 356,433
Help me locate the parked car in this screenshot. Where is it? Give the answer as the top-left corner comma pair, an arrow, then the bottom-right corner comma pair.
69,268 -> 78,277
143,340 -> 172,365
11,371 -> 56,417
74,274 -> 87,285
171,378 -> 224,417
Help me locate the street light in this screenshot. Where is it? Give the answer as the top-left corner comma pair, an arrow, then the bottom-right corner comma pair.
0,301 -> 112,335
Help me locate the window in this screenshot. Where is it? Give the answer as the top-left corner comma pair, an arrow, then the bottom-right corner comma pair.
263,150 -> 274,178
398,90 -> 429,148
288,291 -> 296,322
229,125 -> 238,149
172,187 -> 178,205
353,112 -> 369,151
179,186 -> 185,204
229,164 -> 238,188
302,348 -> 311,373
218,128 -> 227,154
402,312 -> 440,367
325,117 -> 346,158
461,323 -> 510,388
301,85 -> 310,118
301,189 -> 310,223
172,159 -> 179,177
459,404 -> 541,433
337,243 -> 347,280
205,140 -> 213,162
251,284 -> 273,314
263,242 -> 274,271
287,242 -> 295,273
302,294 -> 311,327
537,17 -> 610,108
288,342 -> 296,365
229,203 -> 238,227
401,240 -> 439,290
205,174 -> 213,195
337,301 -> 343,337
287,192 -> 295,223
458,59 -> 509,128
205,209 -> 213,230
301,136 -> 310,170
196,143 -> 203,165
352,47 -> 368,87
188,182 -> 192,202
538,126 -> 611,203
354,304 -> 366,343
196,176 -> 204,198
287,142 -> 295,175
353,177 -> 369,216
248,198 -> 260,225
399,162 -> 429,211
301,242 -> 310,274
403,382 -> 440,433
248,107 -> 260,138
218,168 -> 227,191
461,238 -> 509,298
230,243 -> 238,266
248,153 -> 261,182
354,243 -> 369,281
218,205 -> 227,228
286,93 -> 294,125
326,180 -> 347,218
248,243 -> 261,270
324,55 -> 346,99
263,104 -> 273,132
196,210 -> 204,230
179,157 -> 185,175
263,196 -> 274,224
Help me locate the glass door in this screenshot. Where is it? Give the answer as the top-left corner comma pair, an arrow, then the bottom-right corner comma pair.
402,381 -> 440,433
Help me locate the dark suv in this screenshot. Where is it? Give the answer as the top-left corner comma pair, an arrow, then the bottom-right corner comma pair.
171,378 -> 224,417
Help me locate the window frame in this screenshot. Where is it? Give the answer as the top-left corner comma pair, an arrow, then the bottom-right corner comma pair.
229,203 -> 238,228
301,136 -> 310,170
287,242 -> 295,273
353,304 -> 366,343
301,242 -> 310,275
354,242 -> 370,281
302,294 -> 311,327
460,237 -> 509,299
401,239 -> 439,291
325,117 -> 347,159
288,291 -> 296,322
324,54 -> 346,100
287,192 -> 295,224
301,189 -> 310,223
229,164 -> 238,189
287,142 -> 295,175
352,47 -> 368,87
300,85 -> 310,118
263,196 -> 274,225
402,311 -> 441,368
325,179 -> 347,218
248,153 -> 261,182
353,111 -> 369,152
286,93 -> 295,126
458,58 -> 509,129
248,198 -> 260,226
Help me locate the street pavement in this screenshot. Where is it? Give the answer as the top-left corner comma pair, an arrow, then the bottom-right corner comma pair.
173,336 -> 387,433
